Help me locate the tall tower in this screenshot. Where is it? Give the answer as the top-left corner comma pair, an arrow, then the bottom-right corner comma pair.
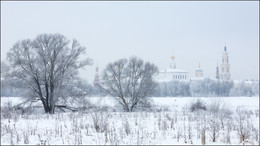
219,46 -> 231,80
93,66 -> 100,87
195,63 -> 203,78
170,56 -> 176,69
216,63 -> 219,79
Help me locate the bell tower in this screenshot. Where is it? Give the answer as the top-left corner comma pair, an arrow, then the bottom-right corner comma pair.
219,46 -> 231,80
93,66 -> 100,87
216,63 -> 219,79
195,63 -> 203,78
170,56 -> 176,69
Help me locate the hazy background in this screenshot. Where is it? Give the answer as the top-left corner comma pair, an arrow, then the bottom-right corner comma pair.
1,1 -> 259,84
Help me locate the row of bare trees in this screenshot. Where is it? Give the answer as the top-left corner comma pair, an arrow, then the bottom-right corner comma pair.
2,33 -> 159,114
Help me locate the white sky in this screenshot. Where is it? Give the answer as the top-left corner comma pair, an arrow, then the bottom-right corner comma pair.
1,1 -> 259,83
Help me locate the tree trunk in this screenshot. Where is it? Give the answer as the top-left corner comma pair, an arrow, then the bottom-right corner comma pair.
50,104 -> 55,114
41,98 -> 49,113
124,104 -> 130,112
48,96 -> 55,114
213,130 -> 216,142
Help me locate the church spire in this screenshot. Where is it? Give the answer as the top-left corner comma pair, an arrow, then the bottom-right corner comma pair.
195,62 -> 203,78
220,46 -> 231,80
93,66 -> 100,87
170,56 -> 176,69
216,63 -> 219,79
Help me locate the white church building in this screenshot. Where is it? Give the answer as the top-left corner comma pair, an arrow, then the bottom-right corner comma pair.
156,56 -> 189,82
155,46 -> 231,82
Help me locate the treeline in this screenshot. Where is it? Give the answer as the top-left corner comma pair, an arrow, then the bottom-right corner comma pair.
154,78 -> 259,97
1,78 -> 259,98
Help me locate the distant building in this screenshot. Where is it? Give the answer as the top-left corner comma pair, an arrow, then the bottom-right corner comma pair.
156,56 -> 189,82
216,63 -> 220,79
219,46 -> 231,80
93,66 -> 100,87
156,46 -> 232,82
195,63 -> 203,78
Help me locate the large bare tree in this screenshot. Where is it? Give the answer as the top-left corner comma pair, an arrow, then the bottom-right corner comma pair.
6,34 -> 92,114
100,56 -> 158,112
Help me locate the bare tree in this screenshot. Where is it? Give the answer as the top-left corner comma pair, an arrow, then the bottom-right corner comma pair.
6,33 -> 92,114
100,56 -> 158,112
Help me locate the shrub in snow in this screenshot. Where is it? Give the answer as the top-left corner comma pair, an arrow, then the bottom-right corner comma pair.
190,99 -> 207,112
134,99 -> 154,112
123,121 -> 131,136
91,112 -> 110,133
1,101 -> 13,119
236,107 -> 254,144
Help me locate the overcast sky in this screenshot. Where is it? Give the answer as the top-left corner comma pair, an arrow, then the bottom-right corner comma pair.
1,1 -> 259,83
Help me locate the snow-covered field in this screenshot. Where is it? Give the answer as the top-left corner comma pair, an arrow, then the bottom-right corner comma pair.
1,96 -> 259,145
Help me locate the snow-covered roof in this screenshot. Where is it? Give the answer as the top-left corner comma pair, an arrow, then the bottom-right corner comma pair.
157,78 -> 190,83
195,68 -> 203,71
160,68 -> 188,73
233,80 -> 240,84
190,77 -> 204,81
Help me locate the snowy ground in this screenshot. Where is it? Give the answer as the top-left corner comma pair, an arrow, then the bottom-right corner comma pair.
1,96 -> 259,145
